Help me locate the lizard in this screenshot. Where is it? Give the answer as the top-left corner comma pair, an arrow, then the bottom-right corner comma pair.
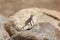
21,15 -> 34,30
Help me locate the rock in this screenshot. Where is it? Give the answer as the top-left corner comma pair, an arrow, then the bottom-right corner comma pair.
30,22 -> 59,40
8,31 -> 41,40
8,22 -> 59,40
5,8 -> 58,31
0,24 -> 10,40
4,8 -> 43,31
4,21 -> 18,36
4,8 -> 60,38
0,14 -> 10,40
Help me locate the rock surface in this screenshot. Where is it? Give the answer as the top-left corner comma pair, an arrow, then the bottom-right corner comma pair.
8,22 -> 59,40
4,8 -> 60,40
0,14 -> 10,40
0,24 -> 10,40
8,31 -> 42,40
30,22 -> 59,40
7,8 -> 58,30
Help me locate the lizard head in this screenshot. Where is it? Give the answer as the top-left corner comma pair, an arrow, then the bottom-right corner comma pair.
30,15 -> 34,17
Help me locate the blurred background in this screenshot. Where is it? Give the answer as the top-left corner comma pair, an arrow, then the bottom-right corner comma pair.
0,0 -> 60,17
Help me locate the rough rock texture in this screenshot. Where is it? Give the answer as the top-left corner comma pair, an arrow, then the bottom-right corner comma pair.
4,20 -> 18,36
4,8 -> 60,39
30,22 -> 59,40
0,24 -> 10,40
8,22 -> 59,40
5,8 -> 43,31
8,31 -> 42,40
57,30 -> 60,40
0,14 -> 10,40
0,0 -> 60,40
6,8 -> 58,30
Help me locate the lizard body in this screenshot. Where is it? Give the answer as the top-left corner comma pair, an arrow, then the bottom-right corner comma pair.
21,15 -> 34,30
